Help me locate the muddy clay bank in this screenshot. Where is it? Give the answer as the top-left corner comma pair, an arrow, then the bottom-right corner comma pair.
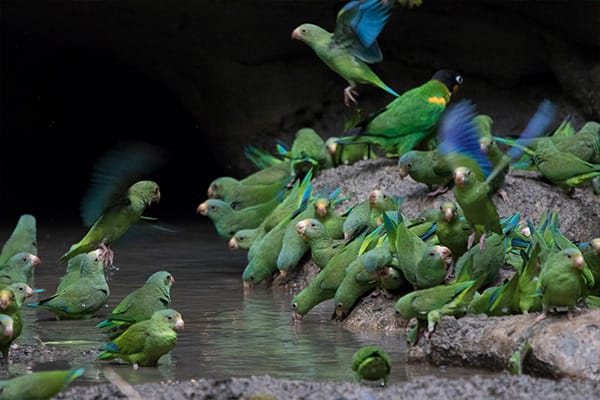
276,158 -> 600,380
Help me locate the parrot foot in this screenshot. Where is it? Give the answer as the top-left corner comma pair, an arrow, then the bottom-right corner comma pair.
344,86 -> 359,107
478,234 -> 487,251
498,189 -> 509,202
427,185 -> 450,197
534,312 -> 547,322
467,232 -> 476,250
99,244 -> 115,268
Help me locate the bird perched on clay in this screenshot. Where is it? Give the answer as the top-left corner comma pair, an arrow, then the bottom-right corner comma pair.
29,252 -> 109,320
0,214 -> 38,265
351,345 -> 392,385
0,367 -> 85,400
97,308 -> 184,368
292,0 -> 399,106
438,99 -> 556,250
337,69 -> 463,157
97,270 -> 175,338
0,283 -> 34,363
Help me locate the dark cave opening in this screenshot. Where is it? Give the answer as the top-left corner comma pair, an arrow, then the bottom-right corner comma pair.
1,42 -> 219,225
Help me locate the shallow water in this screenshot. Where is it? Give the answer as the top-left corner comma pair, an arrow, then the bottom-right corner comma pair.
0,219 -> 497,387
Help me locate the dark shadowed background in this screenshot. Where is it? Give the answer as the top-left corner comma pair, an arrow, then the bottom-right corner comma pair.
1,0 -> 598,225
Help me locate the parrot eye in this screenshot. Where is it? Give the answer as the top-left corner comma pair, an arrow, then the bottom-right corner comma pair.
291,302 -> 298,309
311,223 -> 316,227
209,205 -> 216,210
407,162 -> 412,168
566,253 -> 572,258
456,75 -> 463,85
301,28 -> 307,33
167,315 -> 173,320
336,303 -> 343,309
429,252 -> 435,257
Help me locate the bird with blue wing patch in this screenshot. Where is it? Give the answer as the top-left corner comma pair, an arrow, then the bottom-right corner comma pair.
292,0 -> 398,106
438,99 -> 556,250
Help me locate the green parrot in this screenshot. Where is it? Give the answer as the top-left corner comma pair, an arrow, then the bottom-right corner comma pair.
395,279 -> 481,345
29,253 -> 109,320
351,345 -> 392,385
0,367 -> 85,400
291,230 -> 366,320
242,213 -> 290,288
581,238 -> 600,296
532,138 -> 600,193
228,229 -> 259,251
535,247 -> 594,321
205,176 -> 289,211
56,249 -> 103,293
286,128 -> 333,178
0,252 -> 41,288
438,99 -> 556,250
196,197 -> 281,240
0,315 -> 15,366
97,270 -> 174,337
333,253 -> 377,320
415,244 -> 453,289
435,201 -> 472,259
337,69 -> 463,157
398,149 -> 452,196
291,0 -> 398,106
381,212 -> 427,289
59,180 -> 161,266
0,283 -> 34,363
0,214 -> 37,265
246,171 -> 313,260
342,189 -> 398,240
453,232 -> 507,287
97,308 -> 184,367
326,136 -> 376,166
295,218 -> 347,269
277,191 -> 345,279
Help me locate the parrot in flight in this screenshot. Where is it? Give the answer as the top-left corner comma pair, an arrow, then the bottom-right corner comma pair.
292,0 -> 399,106
437,99 -> 556,250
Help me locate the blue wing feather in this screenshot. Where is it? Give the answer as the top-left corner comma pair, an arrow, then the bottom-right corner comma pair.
506,99 -> 556,160
350,0 -> 393,49
438,100 -> 493,180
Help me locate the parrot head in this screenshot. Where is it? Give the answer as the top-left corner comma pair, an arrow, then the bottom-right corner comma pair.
314,199 -> 330,218
431,69 -> 463,95
563,248 -> 585,270
291,23 -> 329,45
440,201 -> 457,223
453,166 -> 472,188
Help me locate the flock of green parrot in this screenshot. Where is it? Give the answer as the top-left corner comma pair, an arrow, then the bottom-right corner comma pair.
198,0 -> 600,382
0,142 -> 184,398
0,0 -> 599,395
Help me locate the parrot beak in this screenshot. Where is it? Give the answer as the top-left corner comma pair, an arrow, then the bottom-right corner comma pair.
291,27 -> 301,40
334,306 -> 347,321
0,292 -> 10,310
436,245 -> 452,260
521,226 -> 531,238
296,220 -> 307,235
398,166 -> 408,179
155,189 -> 161,203
454,170 -> 465,188
175,317 -> 185,331
369,190 -> 379,207
243,280 -> 253,289
343,232 -> 351,240
327,141 -> 337,156
315,201 -> 327,218
443,207 -> 454,222
573,254 -> 585,270
30,255 -> 41,267
279,269 -> 287,280
228,237 -> 239,250
452,84 -> 460,94
24,285 -> 34,298
170,275 -> 175,285
197,201 -> 209,216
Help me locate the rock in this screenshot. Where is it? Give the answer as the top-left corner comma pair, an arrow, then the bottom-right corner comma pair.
409,311 -> 600,381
